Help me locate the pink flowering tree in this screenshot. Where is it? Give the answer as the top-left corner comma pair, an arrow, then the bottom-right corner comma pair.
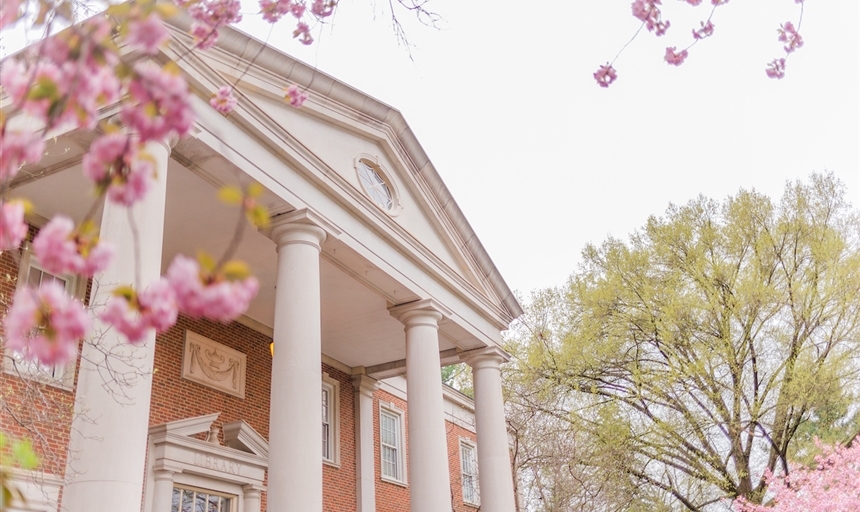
595,0 -> 806,87
733,441 -> 860,512
0,0 -> 432,500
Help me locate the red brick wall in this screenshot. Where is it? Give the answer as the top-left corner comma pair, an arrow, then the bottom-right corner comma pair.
150,316 -> 273,439
447,419 -> 479,512
322,363 -> 356,512
0,224 -> 77,479
149,319 -> 360,512
373,389 -> 410,512
371,387 -> 479,512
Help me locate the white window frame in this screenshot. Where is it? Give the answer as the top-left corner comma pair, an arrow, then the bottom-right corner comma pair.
459,439 -> 480,506
321,373 -> 340,466
378,402 -> 406,486
2,243 -> 83,390
352,154 -> 402,217
171,483 -> 237,512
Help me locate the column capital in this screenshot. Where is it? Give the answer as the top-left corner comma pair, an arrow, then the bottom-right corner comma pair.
263,208 -> 340,250
153,468 -> 177,482
243,484 -> 265,496
351,373 -> 379,398
460,345 -> 511,368
147,135 -> 179,154
388,299 -> 452,327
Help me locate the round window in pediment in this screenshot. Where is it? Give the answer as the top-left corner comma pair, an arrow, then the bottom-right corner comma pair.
357,160 -> 394,211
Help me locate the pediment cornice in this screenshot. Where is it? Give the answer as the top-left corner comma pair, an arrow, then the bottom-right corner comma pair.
161,17 -> 522,325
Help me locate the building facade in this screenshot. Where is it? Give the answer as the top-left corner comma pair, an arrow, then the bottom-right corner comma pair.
1,15 -> 521,512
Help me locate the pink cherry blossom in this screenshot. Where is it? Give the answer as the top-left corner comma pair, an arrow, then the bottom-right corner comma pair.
82,133 -> 156,206
0,129 -> 46,180
0,57 -> 30,103
311,0 -> 335,18
188,0 -> 242,48
17,62 -> 65,123
766,58 -> 786,79
75,65 -> 122,130
259,0 -> 288,22
3,281 -> 89,366
683,0 -> 702,5
100,297 -> 149,343
693,20 -> 715,39
734,441 -> 860,512
140,279 -> 180,332
191,23 -> 218,50
210,86 -> 238,114
631,0 -> 669,36
125,14 -> 171,55
777,21 -> 803,53
120,61 -> 195,143
99,279 -> 178,344
166,255 -> 259,322
0,0 -> 21,29
593,64 -> 618,88
284,84 -> 308,107
32,215 -> 115,277
294,22 -> 313,45
189,0 -> 243,28
665,47 -> 688,66
0,201 -> 28,251
290,2 -> 306,18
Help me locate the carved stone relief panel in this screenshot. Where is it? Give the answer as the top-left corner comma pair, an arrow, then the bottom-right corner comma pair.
181,330 -> 247,398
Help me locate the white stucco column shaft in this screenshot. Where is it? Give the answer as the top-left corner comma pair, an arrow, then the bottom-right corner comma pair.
64,139 -> 171,511
265,210 -> 336,512
389,299 -> 453,512
243,485 -> 263,512
462,347 -> 517,512
151,469 -> 176,511
352,374 -> 378,512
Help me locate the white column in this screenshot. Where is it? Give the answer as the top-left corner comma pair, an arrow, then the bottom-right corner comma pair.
242,485 -> 263,512
264,210 -> 333,512
64,139 -> 171,511
389,299 -> 453,512
462,347 -> 517,512
352,373 -> 378,512
151,469 -> 176,512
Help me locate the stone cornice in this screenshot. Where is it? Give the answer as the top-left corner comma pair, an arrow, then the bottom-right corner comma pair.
161,13 -> 523,324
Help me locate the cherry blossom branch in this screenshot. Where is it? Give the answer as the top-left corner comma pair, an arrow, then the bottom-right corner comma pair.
594,1 -> 808,87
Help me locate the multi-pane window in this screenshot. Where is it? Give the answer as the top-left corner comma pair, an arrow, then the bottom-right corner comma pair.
4,258 -> 77,387
170,485 -> 235,512
460,441 -> 479,505
357,161 -> 394,211
322,384 -> 332,461
321,377 -> 339,464
380,409 -> 403,482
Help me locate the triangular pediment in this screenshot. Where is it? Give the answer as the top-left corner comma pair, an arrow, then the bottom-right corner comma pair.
163,19 -> 522,324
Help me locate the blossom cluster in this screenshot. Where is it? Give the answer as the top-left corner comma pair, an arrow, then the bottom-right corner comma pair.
766,19 -> 804,79
733,441 -> 860,512
4,282 -> 90,365
595,0 -> 806,87
258,0 -> 337,45
632,0 -> 670,36
0,0 -> 321,368
186,0 -> 243,49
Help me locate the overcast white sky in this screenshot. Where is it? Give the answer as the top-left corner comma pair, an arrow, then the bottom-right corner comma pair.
4,1 -> 858,296
236,0 -> 859,296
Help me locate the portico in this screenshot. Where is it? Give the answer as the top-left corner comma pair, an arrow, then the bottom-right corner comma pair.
5,13 -> 522,512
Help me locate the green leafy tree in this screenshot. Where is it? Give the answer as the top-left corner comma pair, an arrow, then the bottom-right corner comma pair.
508,173 -> 860,511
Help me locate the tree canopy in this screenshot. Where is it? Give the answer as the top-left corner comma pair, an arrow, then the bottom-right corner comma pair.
505,173 -> 860,510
